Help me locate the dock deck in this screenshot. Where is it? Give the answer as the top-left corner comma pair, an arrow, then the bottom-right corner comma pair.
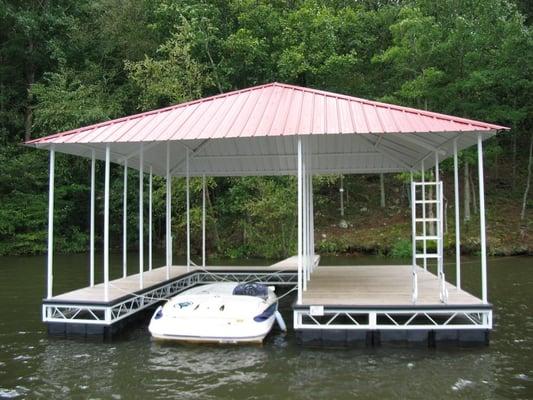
43,257 -> 491,344
302,265 -> 482,306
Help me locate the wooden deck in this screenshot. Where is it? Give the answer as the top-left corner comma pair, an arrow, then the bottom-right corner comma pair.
48,258 -> 481,307
49,255 -> 319,304
302,265 -> 482,306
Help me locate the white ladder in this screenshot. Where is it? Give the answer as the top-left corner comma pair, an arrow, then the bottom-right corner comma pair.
411,181 -> 448,303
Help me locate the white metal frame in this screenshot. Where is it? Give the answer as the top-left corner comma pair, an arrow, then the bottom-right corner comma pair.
293,307 -> 492,331
42,127 -> 492,337
90,149 -> 96,286
411,180 -> 447,303
42,270 -> 297,325
139,143 -> 144,289
165,142 -> 172,279
103,145 -> 111,301
47,145 -> 55,299
122,159 -> 128,278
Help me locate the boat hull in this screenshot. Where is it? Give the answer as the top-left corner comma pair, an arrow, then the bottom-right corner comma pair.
148,282 -> 278,344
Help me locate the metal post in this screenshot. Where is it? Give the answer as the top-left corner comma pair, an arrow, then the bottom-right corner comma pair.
186,148 -> 190,271
453,139 -> 461,289
202,174 -> 206,268
122,159 -> 127,279
47,145 -> 55,299
90,149 -> 95,286
139,143 -> 144,289
421,160 -> 427,270
302,142 -> 307,290
308,148 -> 313,278
297,138 -> 303,304
103,145 -> 110,301
309,164 -> 315,272
411,174 -> 416,268
148,165 -> 153,271
435,151 -> 441,279
166,142 -> 171,279
306,164 -> 310,281
410,174 -> 417,303
478,134 -> 488,304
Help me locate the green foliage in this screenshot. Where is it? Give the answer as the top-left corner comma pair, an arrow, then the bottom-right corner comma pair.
125,21 -> 211,110
0,0 -> 531,258
390,239 -> 412,258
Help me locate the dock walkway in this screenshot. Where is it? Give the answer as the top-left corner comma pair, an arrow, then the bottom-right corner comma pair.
43,256 -> 491,344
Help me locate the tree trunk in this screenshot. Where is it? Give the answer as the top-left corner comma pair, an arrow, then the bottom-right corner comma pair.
520,132 -> 533,236
339,174 -> 344,217
380,173 -> 385,208
512,131 -> 517,189
205,184 -> 220,252
470,168 -> 478,215
464,162 -> 471,222
428,185 -> 435,236
24,39 -> 35,142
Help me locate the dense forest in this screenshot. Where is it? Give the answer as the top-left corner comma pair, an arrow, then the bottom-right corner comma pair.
0,0 -> 531,259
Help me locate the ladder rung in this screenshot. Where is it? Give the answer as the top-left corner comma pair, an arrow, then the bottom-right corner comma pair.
413,182 -> 439,186
415,254 -> 440,259
415,218 -> 439,222
414,200 -> 439,204
415,235 -> 440,240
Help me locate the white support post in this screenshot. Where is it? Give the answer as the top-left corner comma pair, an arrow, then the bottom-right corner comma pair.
309,164 -> 315,272
302,142 -> 307,290
47,145 -> 55,299
306,168 -> 310,281
307,148 -> 313,278
202,174 -> 206,268
435,152 -> 439,182
411,174 -> 416,268
139,143 -> 144,289
103,145 -> 110,301
478,134 -> 488,304
186,148 -> 191,271
410,173 -> 417,303
148,166 -> 153,271
165,142 -> 171,279
421,160 -> 427,270
453,139 -> 461,289
122,159 -> 127,279
90,149 -> 95,287
297,138 -> 303,304
435,152 -> 441,278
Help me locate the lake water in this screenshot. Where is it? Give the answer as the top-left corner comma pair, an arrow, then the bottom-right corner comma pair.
0,253 -> 531,399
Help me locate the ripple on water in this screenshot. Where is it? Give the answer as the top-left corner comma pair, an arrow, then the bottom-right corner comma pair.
0,386 -> 29,399
515,373 -> 531,381
451,378 -> 474,391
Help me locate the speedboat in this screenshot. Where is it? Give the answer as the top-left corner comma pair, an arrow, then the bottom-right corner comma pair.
148,282 -> 285,344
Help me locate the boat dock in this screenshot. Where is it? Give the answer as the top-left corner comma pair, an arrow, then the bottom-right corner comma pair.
44,256 -> 491,345
29,82 -> 502,347
43,257 -> 304,338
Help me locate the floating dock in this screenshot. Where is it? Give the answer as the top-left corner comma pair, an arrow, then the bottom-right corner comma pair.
295,265 -> 491,346
43,257 -> 490,345
30,82 -> 503,347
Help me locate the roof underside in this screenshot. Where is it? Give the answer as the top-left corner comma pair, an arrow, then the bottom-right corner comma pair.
25,82 -> 507,176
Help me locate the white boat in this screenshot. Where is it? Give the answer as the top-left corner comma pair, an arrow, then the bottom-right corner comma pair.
148,282 -> 283,344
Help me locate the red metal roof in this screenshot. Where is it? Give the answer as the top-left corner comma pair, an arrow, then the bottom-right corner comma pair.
26,82 -> 508,145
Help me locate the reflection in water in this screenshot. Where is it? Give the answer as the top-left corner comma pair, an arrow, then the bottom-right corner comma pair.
0,254 -> 532,399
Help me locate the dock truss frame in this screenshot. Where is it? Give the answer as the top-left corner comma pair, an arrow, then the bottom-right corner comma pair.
42,269 -> 297,326
293,305 -> 492,331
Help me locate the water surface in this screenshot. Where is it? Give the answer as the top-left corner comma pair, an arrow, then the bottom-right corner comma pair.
0,254 -> 531,399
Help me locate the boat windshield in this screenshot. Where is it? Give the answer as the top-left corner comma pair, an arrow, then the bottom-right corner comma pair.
232,283 -> 268,299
